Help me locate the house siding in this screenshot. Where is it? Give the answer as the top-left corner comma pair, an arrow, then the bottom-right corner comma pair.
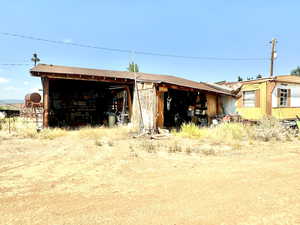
236,82 -> 267,120
271,83 -> 300,119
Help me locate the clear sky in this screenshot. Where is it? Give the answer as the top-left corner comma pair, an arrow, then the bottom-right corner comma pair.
0,0 -> 299,99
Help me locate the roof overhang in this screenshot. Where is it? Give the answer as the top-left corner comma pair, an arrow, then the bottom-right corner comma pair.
30,64 -> 234,96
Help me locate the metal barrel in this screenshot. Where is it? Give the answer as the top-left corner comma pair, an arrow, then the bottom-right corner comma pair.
25,93 -> 41,107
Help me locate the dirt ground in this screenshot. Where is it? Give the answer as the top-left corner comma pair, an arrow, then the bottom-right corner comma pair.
1,129 -> 300,225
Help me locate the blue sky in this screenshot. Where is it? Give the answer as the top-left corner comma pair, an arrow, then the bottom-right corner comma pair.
0,0 -> 299,99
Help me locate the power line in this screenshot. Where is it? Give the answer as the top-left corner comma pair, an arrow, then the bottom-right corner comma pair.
0,32 -> 268,61
0,63 -> 31,66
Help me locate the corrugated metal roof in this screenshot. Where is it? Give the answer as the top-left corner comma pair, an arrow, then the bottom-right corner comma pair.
30,64 -> 233,95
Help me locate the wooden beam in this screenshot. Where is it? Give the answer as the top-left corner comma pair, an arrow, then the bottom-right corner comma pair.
160,83 -> 196,92
156,91 -> 164,128
124,86 -> 132,120
266,80 -> 276,116
35,73 -> 134,84
42,77 -> 49,128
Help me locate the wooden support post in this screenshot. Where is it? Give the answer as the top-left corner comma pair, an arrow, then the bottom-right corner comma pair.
266,81 -> 276,116
42,77 -> 49,128
156,91 -> 165,128
124,86 -> 132,120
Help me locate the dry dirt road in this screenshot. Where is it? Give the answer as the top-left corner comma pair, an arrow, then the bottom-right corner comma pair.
1,131 -> 300,225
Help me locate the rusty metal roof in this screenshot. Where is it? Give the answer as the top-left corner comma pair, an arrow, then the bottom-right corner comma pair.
30,64 -> 233,95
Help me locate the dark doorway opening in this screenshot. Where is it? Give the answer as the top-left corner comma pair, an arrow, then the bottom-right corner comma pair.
163,89 -> 208,129
48,79 -> 133,127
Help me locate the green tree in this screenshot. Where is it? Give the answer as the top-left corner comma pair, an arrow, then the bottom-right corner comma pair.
127,62 -> 139,72
237,76 -> 243,81
256,74 -> 263,79
291,66 -> 300,76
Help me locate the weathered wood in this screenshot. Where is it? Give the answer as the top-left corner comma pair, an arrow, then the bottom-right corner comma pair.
156,91 -> 164,128
38,73 -> 133,84
124,86 -> 132,120
42,77 -> 49,128
216,95 -> 221,114
237,93 -> 243,108
255,89 -> 260,107
160,83 -> 196,92
266,81 -> 276,116
158,86 -> 168,92
131,82 -> 157,131
287,89 -> 291,107
206,93 -> 218,124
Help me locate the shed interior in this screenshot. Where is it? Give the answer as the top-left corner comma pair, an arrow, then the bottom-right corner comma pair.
162,89 -> 208,128
48,79 -> 133,127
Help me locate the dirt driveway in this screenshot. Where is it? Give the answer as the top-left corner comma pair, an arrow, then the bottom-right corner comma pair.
1,132 -> 300,225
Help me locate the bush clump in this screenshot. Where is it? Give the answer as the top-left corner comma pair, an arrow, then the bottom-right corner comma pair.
176,117 -> 296,144
252,117 -> 294,142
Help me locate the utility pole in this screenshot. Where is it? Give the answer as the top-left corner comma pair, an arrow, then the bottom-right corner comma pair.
31,53 -> 40,66
269,38 -> 277,77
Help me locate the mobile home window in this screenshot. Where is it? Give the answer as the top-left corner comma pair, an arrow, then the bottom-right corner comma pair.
243,91 -> 255,107
278,88 -> 288,107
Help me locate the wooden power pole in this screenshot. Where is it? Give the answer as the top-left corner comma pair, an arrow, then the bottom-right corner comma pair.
31,53 -> 40,66
269,38 -> 277,77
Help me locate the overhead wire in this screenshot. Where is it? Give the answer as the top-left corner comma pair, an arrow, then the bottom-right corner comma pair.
0,32 -> 268,61
0,63 -> 31,66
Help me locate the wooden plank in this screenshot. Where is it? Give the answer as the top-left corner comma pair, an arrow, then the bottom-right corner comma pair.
42,77 -> 49,128
160,83 -> 196,92
266,81 -> 276,116
287,89 -> 291,107
124,86 -> 132,120
277,88 -> 281,107
206,93 -> 218,124
156,91 -> 164,128
255,89 -> 260,107
237,93 -> 243,108
216,95 -> 222,114
159,86 -> 168,92
39,73 -> 133,84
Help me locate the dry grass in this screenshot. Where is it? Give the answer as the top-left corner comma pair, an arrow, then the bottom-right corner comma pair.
0,118 -> 67,139
176,117 -> 297,146
1,120 -> 300,225
0,118 -> 133,141
252,117 -> 296,142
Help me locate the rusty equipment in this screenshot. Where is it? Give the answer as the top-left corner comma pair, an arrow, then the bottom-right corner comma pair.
23,92 -> 43,131
25,92 -> 42,107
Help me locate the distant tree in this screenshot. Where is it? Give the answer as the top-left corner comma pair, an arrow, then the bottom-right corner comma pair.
237,76 -> 243,81
127,62 -> 139,72
291,66 -> 300,76
256,74 -> 263,79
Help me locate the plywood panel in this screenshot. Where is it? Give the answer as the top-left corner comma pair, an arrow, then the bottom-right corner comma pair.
131,82 -> 157,131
